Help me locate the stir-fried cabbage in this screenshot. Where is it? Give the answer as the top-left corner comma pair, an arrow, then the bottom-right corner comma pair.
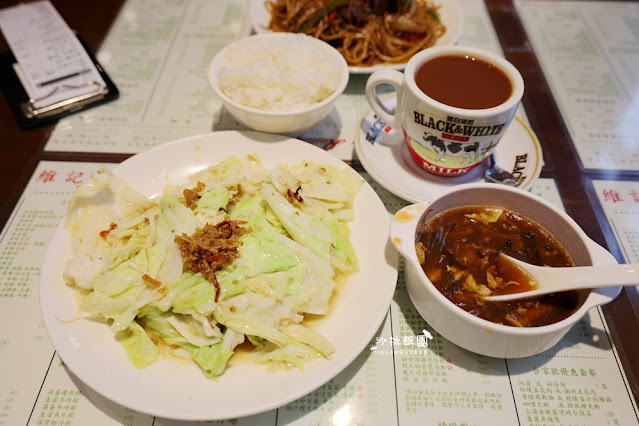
63,155 -> 362,379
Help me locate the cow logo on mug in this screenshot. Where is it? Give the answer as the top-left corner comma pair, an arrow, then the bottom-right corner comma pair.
405,112 -> 504,176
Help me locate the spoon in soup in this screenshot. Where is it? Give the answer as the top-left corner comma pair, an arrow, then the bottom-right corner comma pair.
483,254 -> 639,302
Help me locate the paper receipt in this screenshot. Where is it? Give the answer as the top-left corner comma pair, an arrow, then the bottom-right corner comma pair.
0,0 -> 106,108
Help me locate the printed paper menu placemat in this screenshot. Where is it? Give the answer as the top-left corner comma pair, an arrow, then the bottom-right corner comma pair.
588,179 -> 639,315
590,180 -> 639,264
516,0 -> 639,171
0,162 -> 637,425
43,0 -> 524,161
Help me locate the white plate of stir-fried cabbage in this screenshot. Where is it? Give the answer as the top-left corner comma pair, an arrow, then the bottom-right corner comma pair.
40,131 -> 398,420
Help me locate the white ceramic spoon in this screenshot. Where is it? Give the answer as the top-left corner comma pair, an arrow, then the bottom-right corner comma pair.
483,254 -> 639,302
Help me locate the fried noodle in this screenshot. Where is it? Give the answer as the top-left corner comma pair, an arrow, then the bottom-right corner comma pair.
265,0 -> 446,67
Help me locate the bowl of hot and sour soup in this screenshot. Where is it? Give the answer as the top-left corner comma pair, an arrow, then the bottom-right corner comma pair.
390,183 -> 622,358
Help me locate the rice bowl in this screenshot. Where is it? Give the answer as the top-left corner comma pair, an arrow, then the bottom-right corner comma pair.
208,33 -> 349,136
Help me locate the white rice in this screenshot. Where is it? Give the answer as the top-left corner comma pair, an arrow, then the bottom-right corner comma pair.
217,34 -> 344,112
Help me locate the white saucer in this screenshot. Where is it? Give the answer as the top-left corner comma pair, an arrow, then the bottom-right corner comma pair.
355,98 -> 543,203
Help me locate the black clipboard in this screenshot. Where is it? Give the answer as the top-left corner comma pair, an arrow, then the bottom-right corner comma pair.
0,36 -> 119,129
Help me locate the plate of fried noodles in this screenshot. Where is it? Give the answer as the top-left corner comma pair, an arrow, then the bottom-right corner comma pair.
251,0 -> 463,73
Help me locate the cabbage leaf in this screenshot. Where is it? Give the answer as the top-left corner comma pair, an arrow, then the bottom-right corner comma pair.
63,157 -> 360,379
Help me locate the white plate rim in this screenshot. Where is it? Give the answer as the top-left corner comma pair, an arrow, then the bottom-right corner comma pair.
355,99 -> 543,203
40,131 -> 398,421
249,0 -> 464,74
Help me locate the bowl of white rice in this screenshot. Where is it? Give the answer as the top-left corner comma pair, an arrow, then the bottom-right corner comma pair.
209,33 -> 349,136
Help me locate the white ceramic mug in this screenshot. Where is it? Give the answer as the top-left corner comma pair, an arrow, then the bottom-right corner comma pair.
365,45 -> 524,176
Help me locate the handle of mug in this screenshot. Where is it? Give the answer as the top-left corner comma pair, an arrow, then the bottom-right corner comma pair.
365,69 -> 405,130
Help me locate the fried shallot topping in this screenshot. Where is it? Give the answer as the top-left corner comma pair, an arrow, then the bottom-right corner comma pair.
174,220 -> 246,302
286,185 -> 304,203
99,222 -> 118,238
142,273 -> 162,287
183,181 -> 206,210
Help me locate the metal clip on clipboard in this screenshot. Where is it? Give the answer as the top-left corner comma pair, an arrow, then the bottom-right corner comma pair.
0,39 -> 119,129
19,80 -> 109,119
0,1 -> 119,128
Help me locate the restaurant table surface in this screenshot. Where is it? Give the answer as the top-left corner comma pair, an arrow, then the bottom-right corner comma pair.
0,0 -> 638,425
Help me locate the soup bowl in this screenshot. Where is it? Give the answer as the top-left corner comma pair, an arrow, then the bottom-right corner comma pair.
390,183 -> 621,358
